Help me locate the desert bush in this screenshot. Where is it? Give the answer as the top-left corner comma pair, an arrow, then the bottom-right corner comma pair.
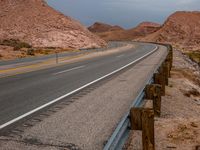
0,39 -> 32,50
26,48 -> 35,56
34,49 -> 52,55
44,47 -> 56,50
14,42 -> 32,50
187,51 -> 200,64
183,88 -> 200,97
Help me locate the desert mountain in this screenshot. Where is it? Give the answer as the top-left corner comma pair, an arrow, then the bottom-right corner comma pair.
128,22 -> 161,37
0,0 -> 106,49
140,11 -> 200,51
90,21 -> 161,41
88,22 -> 124,33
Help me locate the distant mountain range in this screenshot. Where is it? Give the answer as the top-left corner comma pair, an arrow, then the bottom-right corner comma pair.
88,22 -> 161,42
88,22 -> 124,33
1,0 -> 200,53
89,11 -> 200,51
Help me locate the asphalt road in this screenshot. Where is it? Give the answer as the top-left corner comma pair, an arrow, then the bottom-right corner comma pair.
0,41 -> 125,66
0,42 -> 157,129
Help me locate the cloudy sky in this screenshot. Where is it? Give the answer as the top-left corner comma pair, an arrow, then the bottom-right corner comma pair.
47,0 -> 199,29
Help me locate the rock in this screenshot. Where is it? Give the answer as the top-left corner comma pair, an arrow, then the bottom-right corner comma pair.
89,21 -> 161,41
140,11 -> 200,51
88,22 -> 124,33
191,122 -> 198,128
0,0 -> 106,49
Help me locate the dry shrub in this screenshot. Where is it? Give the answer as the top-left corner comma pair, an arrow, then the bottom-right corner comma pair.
171,68 -> 200,87
167,122 -> 199,142
0,39 -> 32,50
183,88 -> 200,97
186,51 -> 200,64
26,49 -> 35,56
34,49 -> 52,55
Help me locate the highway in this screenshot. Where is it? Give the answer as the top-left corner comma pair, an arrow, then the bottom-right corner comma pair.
0,41 -> 125,66
0,42 -> 157,130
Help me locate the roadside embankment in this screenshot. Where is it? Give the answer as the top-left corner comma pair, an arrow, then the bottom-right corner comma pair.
125,49 -> 200,150
0,43 -> 134,78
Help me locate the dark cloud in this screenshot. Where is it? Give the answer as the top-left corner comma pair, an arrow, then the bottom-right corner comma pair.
47,0 -> 200,28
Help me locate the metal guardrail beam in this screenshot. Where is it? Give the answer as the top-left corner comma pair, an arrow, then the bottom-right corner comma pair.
103,80 -> 152,150
104,43 -> 171,150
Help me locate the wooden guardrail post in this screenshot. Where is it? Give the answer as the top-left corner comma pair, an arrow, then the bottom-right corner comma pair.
163,62 -> 169,86
168,44 -> 173,70
130,108 -> 142,130
130,107 -> 155,150
129,44 -> 173,150
154,66 -> 165,96
145,84 -> 162,117
154,45 -> 173,92
142,108 -> 155,150
165,44 -> 173,76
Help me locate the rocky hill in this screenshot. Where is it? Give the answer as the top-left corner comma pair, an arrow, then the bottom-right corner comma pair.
91,22 -> 161,41
88,22 -> 124,33
128,22 -> 161,37
140,11 -> 200,51
0,0 -> 106,49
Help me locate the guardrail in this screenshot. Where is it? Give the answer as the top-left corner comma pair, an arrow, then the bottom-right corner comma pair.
104,43 -> 173,150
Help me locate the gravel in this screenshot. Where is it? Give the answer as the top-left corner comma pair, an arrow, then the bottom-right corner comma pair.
125,49 -> 200,150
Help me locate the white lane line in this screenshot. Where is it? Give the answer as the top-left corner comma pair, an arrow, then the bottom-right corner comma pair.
53,65 -> 85,75
116,54 -> 125,58
0,46 -> 158,130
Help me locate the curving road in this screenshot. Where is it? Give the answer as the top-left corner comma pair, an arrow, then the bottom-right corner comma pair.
0,42 -> 158,130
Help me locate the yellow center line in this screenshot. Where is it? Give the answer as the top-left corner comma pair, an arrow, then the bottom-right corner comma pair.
0,53 -> 87,78
0,45 -> 135,78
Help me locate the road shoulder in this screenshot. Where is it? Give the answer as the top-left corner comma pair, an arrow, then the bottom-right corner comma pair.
0,46 -> 167,150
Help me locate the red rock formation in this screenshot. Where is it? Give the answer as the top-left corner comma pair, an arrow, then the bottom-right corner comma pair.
140,11 -> 200,51
90,21 -> 161,41
88,22 -> 124,33
0,0 -> 106,48
128,22 -> 161,37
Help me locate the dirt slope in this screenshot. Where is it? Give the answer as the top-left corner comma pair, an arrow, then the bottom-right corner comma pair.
0,0 -> 106,49
92,22 -> 161,41
140,11 -> 200,51
125,49 -> 200,150
128,22 -> 161,37
88,22 -> 124,33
